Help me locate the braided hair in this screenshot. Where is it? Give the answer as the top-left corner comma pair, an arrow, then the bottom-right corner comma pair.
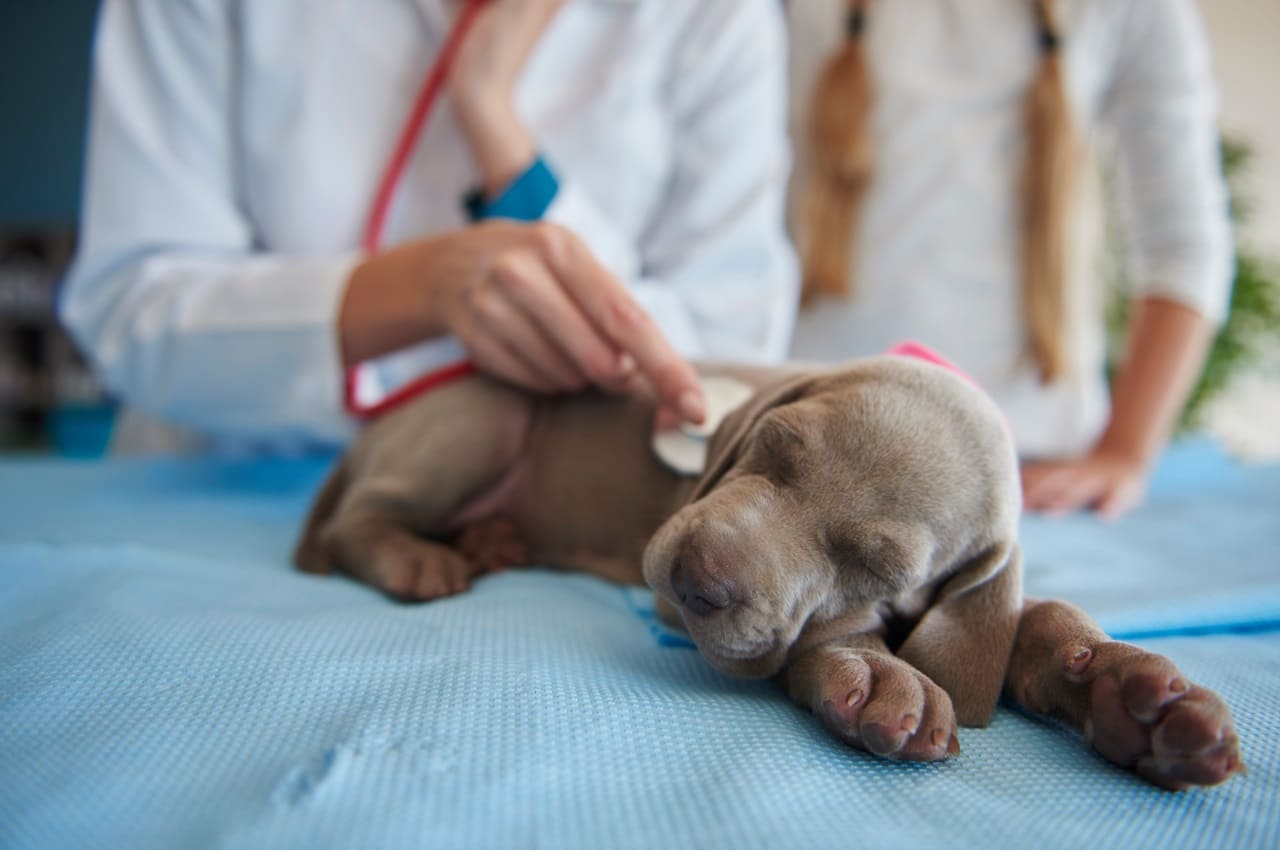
799,0 -> 1084,383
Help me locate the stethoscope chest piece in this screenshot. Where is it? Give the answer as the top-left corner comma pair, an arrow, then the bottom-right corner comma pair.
651,376 -> 755,477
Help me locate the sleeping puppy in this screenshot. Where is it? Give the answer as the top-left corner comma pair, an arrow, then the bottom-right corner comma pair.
294,355 -> 1242,790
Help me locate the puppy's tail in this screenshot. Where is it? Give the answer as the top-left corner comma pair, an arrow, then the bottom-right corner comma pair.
293,459 -> 347,575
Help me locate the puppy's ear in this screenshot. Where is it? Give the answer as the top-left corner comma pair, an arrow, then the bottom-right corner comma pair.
690,373 -> 818,502
896,540 -> 1023,726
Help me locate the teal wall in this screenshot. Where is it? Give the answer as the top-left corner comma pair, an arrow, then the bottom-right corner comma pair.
0,1 -> 102,229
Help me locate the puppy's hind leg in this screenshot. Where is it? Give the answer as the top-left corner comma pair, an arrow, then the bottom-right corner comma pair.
321,377 -> 534,602
295,460 -> 473,599
1005,599 -> 1244,790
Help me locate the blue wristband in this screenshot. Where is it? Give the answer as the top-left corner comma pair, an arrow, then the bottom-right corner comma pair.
465,156 -> 560,222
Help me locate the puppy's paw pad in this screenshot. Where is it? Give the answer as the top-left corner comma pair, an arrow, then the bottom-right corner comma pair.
1080,643 -> 1243,788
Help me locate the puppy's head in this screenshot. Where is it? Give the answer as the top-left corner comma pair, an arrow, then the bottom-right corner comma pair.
643,357 -> 1023,725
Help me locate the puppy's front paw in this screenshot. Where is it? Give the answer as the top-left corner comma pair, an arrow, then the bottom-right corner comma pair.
793,646 -> 959,762
1060,642 -> 1244,790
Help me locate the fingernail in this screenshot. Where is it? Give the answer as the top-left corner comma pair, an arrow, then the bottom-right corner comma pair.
678,390 -> 705,424
1170,677 -> 1189,694
845,689 -> 864,708
616,353 -> 636,377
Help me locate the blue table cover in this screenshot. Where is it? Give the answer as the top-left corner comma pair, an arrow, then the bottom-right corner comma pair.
1,439 -> 1277,850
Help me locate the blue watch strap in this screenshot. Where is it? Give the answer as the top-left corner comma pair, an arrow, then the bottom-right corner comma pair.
465,156 -> 560,222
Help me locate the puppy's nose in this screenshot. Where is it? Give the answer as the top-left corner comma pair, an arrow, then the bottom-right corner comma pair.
671,557 -> 733,617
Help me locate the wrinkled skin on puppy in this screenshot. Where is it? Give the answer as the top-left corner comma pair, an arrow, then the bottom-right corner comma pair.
638,361 -> 1030,763
642,363 -> 1020,693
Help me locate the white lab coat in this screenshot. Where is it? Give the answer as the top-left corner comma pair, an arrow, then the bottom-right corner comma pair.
63,0 -> 798,451
787,0 -> 1232,458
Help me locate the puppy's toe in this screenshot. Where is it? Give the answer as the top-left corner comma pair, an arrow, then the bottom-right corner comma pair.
1138,688 -> 1243,790
363,537 -> 477,602
1152,688 -> 1232,756
411,548 -> 475,600
1103,651 -> 1187,723
897,678 -> 959,762
1085,673 -> 1150,766
856,659 -> 926,758
815,651 -> 874,738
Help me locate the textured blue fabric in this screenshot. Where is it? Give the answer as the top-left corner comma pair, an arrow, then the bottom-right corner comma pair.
1,440 -> 1277,850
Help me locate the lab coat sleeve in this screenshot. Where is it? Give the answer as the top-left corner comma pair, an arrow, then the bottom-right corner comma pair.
543,0 -> 799,363
1103,0 -> 1233,323
60,0 -> 357,445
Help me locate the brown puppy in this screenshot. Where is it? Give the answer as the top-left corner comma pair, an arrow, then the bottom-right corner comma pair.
295,357 -> 1242,789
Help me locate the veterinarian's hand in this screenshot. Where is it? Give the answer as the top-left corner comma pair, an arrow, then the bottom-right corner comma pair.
1021,447 -> 1149,520
448,0 -> 569,197
340,221 -> 706,424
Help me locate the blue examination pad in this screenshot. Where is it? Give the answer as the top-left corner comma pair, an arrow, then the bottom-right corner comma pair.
2,438 -> 1278,849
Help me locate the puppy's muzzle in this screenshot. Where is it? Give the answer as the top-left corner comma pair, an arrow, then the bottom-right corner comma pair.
670,546 -> 735,617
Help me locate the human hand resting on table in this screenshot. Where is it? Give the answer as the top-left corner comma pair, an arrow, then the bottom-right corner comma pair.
1021,447 -> 1149,520
340,221 -> 707,425
1021,298 -> 1213,521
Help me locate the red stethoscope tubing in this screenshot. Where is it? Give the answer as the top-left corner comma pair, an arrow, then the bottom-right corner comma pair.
344,0 -> 488,419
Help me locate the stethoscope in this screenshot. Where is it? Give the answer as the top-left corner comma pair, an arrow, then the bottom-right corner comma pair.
344,0 -> 646,420
344,0 -> 489,418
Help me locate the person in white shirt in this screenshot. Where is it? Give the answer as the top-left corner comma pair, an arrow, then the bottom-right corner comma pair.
62,0 -> 798,453
788,0 -> 1232,518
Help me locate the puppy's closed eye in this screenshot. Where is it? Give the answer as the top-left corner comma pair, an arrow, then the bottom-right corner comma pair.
825,526 -> 925,596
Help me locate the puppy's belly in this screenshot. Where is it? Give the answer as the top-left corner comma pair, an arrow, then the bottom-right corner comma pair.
450,473 -> 652,584
499,392 -> 690,585
443,454 -> 645,584
446,460 -> 528,530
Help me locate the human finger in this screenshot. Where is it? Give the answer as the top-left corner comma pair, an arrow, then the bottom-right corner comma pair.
489,250 -> 626,388
530,224 -> 705,423
1038,469 -> 1106,516
465,328 -> 561,395
1096,475 -> 1144,521
464,274 -> 585,391
1021,462 -> 1073,510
